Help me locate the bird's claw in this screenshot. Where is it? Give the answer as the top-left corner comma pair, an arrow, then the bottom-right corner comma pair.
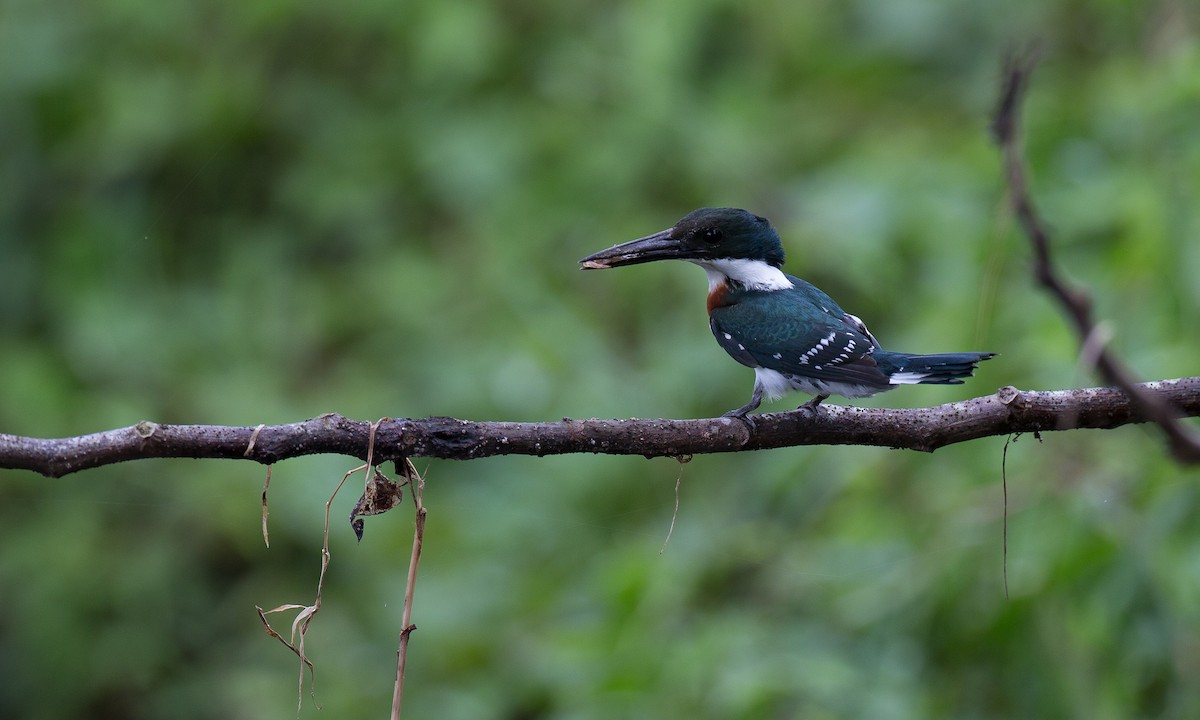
796,394 -> 829,417
721,410 -> 757,434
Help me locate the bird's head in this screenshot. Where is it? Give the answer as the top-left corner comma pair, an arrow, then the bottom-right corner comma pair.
580,208 -> 785,270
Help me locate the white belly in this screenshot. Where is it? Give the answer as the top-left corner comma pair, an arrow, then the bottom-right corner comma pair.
753,367 -> 887,401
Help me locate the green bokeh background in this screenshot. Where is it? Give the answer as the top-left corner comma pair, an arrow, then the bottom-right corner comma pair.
2,1 -> 1199,718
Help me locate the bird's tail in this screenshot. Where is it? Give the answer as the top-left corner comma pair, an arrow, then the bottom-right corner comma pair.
876,351 -> 996,385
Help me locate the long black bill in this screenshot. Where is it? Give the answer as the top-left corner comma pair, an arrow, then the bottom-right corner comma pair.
579,228 -> 689,269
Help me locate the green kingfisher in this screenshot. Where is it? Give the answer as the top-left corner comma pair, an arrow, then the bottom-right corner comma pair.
580,207 -> 996,418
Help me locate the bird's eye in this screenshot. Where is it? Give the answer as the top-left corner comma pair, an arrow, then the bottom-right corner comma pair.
702,228 -> 722,244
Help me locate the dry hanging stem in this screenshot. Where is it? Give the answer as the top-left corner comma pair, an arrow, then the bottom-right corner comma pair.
391,458 -> 427,720
256,461 -> 356,714
660,455 -> 691,554
256,419 -> 390,714
261,464 -> 272,548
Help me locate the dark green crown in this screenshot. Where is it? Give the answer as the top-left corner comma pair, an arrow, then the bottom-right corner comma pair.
669,208 -> 786,267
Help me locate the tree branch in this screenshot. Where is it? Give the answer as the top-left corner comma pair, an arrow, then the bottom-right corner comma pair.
2,379 -> 1199,477
993,48 -> 1200,463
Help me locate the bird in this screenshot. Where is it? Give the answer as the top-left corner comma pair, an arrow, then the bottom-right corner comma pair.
580,207 -> 996,418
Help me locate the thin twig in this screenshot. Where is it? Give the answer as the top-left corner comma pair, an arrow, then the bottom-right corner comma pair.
992,49 -> 1200,464
1001,435 -> 1013,600
660,455 -> 690,554
391,458 -> 426,720
245,423 -> 266,456
257,457 -> 365,714
262,465 -> 272,548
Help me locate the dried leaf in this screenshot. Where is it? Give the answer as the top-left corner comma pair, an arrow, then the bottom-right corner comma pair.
349,468 -> 407,541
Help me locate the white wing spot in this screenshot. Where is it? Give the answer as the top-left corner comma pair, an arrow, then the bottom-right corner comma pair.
723,333 -> 732,340
772,353 -> 783,360
846,313 -> 879,347
890,371 -> 930,385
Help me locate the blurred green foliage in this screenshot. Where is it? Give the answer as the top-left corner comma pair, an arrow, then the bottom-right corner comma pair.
1,0 -> 1199,718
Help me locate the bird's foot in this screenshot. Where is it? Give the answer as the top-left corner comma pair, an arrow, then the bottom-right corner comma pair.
796,394 -> 829,417
721,408 -> 757,434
